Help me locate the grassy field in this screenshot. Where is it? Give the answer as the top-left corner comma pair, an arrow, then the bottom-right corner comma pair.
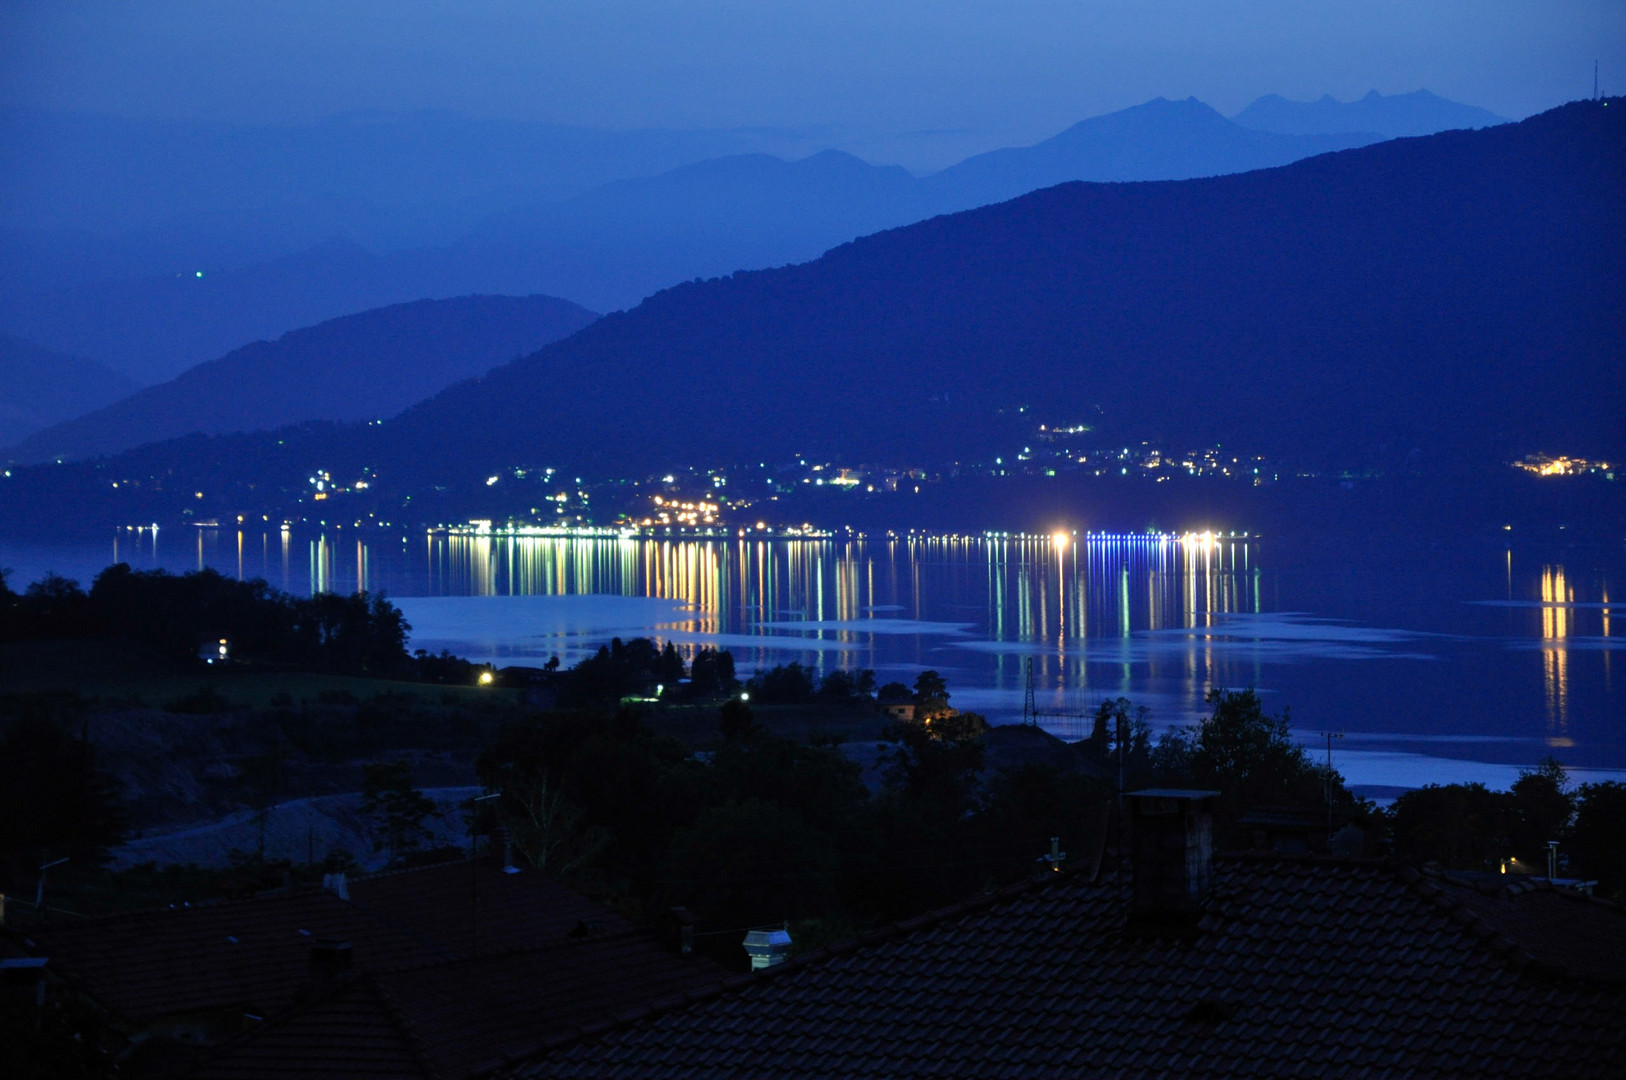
0,638 -> 518,709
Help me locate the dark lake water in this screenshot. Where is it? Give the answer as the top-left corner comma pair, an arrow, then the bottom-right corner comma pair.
5,526 -> 1622,795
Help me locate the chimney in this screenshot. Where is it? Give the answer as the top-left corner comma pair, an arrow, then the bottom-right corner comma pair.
321,871 -> 349,900
667,907 -> 699,955
306,939 -> 352,996
1126,789 -> 1219,924
742,927 -> 792,970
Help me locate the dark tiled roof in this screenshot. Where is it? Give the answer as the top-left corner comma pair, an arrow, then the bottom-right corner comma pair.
347,860 -> 635,956
1436,872 -> 1626,984
181,977 -> 429,1080
190,926 -> 729,1080
19,888 -> 440,1024
372,929 -> 730,1078
505,856 -> 1626,1079
14,860 -> 643,1029
174,865 -> 730,1079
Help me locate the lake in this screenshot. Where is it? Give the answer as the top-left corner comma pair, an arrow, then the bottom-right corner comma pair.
5,525 -> 1622,797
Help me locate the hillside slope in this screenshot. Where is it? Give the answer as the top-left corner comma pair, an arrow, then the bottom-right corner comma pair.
4,295 -> 597,464
0,335 -> 137,447
379,100 -> 1622,480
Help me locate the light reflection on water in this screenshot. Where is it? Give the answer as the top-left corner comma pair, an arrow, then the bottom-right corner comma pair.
13,526 -> 1619,783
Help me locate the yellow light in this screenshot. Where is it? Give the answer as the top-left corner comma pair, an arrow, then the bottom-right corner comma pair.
1052,531 -> 1069,550
478,671 -> 494,686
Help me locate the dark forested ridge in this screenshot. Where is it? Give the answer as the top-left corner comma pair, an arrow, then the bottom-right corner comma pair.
383,99 -> 1623,478
1,101 -> 1620,536
4,295 -> 597,464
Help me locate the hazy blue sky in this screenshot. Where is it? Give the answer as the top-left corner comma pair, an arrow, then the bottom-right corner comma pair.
3,1 -> 1621,149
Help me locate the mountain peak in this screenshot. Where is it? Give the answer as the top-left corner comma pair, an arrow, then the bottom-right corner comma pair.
1233,88 -> 1508,138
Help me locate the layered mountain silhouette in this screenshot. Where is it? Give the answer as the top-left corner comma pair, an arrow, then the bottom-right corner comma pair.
1233,89 -> 1508,139
365,99 -> 1621,483
6,98 -> 1615,539
0,97 -> 1406,381
4,296 -> 596,465
926,97 -> 1377,201
0,335 -> 137,447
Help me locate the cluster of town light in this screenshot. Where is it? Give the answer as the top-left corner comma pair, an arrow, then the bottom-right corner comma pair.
638,495 -> 720,527
1513,454 -> 1615,479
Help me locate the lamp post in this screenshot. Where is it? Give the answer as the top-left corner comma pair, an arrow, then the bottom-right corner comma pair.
1319,732 -> 1344,833
469,791 -> 501,958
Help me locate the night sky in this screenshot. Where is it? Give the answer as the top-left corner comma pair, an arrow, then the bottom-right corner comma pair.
3,1 -> 1620,167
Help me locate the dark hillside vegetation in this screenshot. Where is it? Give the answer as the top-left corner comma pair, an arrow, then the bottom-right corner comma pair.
0,101 -> 1618,538
380,99 -> 1620,480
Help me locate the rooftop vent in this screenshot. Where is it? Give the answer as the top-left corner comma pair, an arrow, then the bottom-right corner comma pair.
743,927 -> 792,970
1126,789 -> 1219,924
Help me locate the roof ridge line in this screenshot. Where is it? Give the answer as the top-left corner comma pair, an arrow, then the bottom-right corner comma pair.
10,882 -> 340,931
1399,863 -> 1591,984
371,970 -> 444,1080
1418,868 -> 1626,987
374,925 -> 657,977
473,869 -> 1069,1076
181,972 -> 396,1077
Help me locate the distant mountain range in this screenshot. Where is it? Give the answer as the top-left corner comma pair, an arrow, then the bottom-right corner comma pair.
3,296 -> 596,465
1233,89 -> 1507,138
4,99 -> 1615,540
366,99 -> 1621,482
0,92 -> 1498,383
0,335 -> 137,448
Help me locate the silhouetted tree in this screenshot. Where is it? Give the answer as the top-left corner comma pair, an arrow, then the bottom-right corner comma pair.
1390,783 -> 1513,870
1508,757 -> 1575,863
1571,782 -> 1626,898
719,698 -> 760,742
688,648 -> 737,697
361,760 -> 437,863
0,702 -> 126,867
913,670 -> 951,720
746,662 -> 817,704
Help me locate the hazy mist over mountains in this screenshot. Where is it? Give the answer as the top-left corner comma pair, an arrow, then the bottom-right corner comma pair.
0,90 -> 1509,386
4,100 -> 1616,539
0,336 -> 137,448
4,296 -> 596,465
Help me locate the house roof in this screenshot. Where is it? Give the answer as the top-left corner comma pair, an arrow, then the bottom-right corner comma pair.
17,887 -> 440,1024
500,855 -> 1626,1079
14,858 -> 729,1078
190,927 -> 729,1080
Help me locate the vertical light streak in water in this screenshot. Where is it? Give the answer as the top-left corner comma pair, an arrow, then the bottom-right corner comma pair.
1055,536 -> 1067,658
309,534 -> 326,594
357,540 -> 368,594
1602,584 -> 1613,693
1541,565 -> 1570,743
280,526 -> 291,592
237,531 -> 244,580
195,529 -> 204,572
